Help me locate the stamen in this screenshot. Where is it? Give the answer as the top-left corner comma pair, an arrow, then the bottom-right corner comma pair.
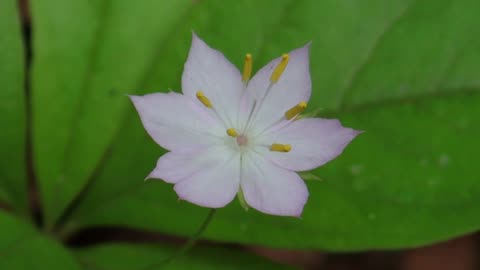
270,143 -> 292,152
270,54 -> 289,83
285,101 -> 307,120
226,128 -> 238,137
242,53 -> 252,82
196,91 -> 213,108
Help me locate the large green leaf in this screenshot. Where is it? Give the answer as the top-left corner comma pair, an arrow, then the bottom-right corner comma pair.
62,0 -> 480,250
0,0 -> 27,213
0,211 -> 82,270
31,0 -> 194,226
0,211 -> 290,270
75,243 -> 293,270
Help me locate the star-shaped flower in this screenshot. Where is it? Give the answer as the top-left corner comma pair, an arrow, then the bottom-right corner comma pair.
130,33 -> 360,217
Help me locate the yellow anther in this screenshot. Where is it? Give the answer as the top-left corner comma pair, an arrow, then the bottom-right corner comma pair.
242,54 -> 252,82
270,143 -> 292,152
270,54 -> 289,83
285,101 -> 307,120
226,128 -> 238,137
196,91 -> 212,108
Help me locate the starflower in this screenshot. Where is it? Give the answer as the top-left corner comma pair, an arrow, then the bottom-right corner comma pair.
130,33 -> 360,217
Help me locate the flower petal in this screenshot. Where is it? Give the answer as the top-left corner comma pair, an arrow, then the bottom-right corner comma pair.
174,150 -> 241,208
241,151 -> 308,217
245,44 -> 311,131
148,144 -> 231,184
130,92 -> 223,151
258,118 -> 361,171
182,33 -> 244,127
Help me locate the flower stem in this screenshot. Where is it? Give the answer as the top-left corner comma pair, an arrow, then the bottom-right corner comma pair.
143,208 -> 217,269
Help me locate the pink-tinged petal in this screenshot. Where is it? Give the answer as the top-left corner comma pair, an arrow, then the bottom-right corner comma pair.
147,145 -> 232,184
241,151 -> 308,217
245,44 -> 311,130
174,151 -> 241,208
129,92 -> 223,151
258,118 -> 361,172
182,33 -> 244,126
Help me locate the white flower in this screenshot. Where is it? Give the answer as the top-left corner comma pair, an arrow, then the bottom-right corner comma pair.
130,33 -> 359,217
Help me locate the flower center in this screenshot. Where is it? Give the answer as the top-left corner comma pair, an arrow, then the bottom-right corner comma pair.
225,128 -> 291,153
236,135 -> 248,146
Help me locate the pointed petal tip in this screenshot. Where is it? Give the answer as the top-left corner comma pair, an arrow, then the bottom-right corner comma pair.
332,119 -> 363,136
144,170 -> 159,182
291,41 -> 311,58
190,30 -> 205,47
128,94 -> 142,104
302,41 -> 312,51
355,129 -> 366,135
128,95 -> 143,111
145,170 -> 164,182
335,125 -> 363,150
349,128 -> 364,140
191,29 -> 198,38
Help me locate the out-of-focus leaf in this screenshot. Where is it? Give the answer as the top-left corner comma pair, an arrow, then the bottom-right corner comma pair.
0,188 -> 8,205
0,212 -> 82,270
0,212 -> 290,270
75,243 -> 294,270
31,0 -> 194,226
68,0 -> 480,250
0,212 -> 34,251
0,0 -> 27,213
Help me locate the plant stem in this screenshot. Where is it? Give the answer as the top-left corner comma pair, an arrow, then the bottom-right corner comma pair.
143,208 -> 217,269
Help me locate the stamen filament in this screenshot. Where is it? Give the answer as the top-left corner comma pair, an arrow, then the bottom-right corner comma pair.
196,91 -> 213,108
270,54 -> 289,83
270,143 -> 292,152
243,83 -> 272,133
226,128 -> 238,137
242,100 -> 257,133
285,101 -> 307,120
242,54 -> 252,82
244,54 -> 290,134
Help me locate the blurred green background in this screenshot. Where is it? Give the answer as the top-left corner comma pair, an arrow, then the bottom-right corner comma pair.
1,0 -> 480,269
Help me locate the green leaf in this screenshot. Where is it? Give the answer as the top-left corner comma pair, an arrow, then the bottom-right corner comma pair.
0,0 -> 27,213
298,172 -> 323,182
0,212 -> 290,270
0,188 -> 9,205
61,0 -> 480,250
75,243 -> 294,270
31,0 -> 194,226
0,211 -> 82,270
